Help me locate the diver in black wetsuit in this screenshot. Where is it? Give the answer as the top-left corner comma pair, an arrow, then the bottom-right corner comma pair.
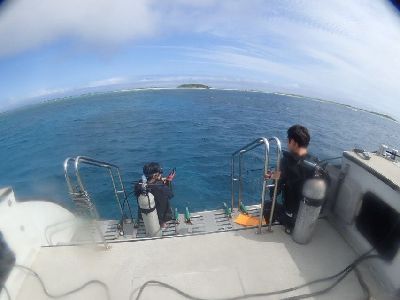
263,125 -> 317,232
134,162 -> 174,227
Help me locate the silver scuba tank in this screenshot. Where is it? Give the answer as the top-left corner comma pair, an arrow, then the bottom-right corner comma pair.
292,177 -> 327,244
137,176 -> 162,237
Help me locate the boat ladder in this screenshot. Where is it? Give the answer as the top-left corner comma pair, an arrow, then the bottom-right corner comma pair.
231,137 -> 282,233
64,156 -> 134,248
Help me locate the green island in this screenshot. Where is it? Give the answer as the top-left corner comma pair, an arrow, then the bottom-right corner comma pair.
177,83 -> 210,89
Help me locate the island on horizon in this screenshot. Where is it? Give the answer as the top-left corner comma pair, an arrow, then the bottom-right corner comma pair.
177,83 -> 210,89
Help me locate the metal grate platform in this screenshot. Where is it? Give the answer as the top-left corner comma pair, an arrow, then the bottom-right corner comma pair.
133,204 -> 261,239
70,204 -> 263,243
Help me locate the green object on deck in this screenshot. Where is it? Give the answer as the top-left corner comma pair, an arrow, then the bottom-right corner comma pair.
223,202 -> 232,218
184,207 -> 191,223
239,202 -> 248,214
174,208 -> 179,220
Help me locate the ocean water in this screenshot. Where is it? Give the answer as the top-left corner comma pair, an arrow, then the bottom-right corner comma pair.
0,89 -> 399,219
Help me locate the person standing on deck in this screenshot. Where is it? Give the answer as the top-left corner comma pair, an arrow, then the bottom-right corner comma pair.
263,125 -> 317,233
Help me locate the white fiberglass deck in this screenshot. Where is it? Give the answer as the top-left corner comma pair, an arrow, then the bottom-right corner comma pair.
15,219 -> 373,300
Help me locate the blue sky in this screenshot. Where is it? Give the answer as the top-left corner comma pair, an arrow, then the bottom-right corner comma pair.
1,0 -> 400,119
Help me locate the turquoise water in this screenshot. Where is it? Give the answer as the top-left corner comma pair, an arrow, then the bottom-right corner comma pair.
0,89 -> 399,219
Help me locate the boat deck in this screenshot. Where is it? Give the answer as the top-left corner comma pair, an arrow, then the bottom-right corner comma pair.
14,219 -> 383,300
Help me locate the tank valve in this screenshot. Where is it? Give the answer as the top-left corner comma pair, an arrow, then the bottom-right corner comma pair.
173,208 -> 180,224
239,202 -> 248,215
223,202 -> 232,218
184,207 -> 192,224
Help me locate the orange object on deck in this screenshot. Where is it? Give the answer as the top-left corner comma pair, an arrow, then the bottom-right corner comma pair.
234,213 -> 266,226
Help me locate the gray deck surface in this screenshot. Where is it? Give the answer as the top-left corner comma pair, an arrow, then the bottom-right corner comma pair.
15,219 -> 375,300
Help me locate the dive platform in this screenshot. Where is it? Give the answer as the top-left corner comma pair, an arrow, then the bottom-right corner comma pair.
71,205 -> 263,243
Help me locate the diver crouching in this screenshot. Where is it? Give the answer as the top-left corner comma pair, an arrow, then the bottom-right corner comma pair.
134,162 -> 175,237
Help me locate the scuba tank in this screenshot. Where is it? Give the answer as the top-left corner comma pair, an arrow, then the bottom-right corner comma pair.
137,175 -> 162,237
292,161 -> 327,244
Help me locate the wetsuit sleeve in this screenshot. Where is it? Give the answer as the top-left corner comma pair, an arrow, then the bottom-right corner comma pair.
165,185 -> 173,199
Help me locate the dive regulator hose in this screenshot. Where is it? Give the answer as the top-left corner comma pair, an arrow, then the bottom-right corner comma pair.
130,251 -> 380,300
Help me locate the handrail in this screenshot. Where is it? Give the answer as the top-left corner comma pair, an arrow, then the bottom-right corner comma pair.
231,137 -> 282,234
64,157 -> 97,212
74,156 -> 133,222
231,137 -> 270,215
261,137 -> 282,232
63,157 -> 77,195
74,156 -> 120,169
64,156 -> 108,249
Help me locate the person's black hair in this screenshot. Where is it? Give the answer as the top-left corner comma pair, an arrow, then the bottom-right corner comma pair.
287,125 -> 310,148
143,162 -> 162,178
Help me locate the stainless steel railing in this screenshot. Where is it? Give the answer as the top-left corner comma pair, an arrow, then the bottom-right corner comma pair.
231,137 -> 281,233
64,156 -> 134,248
64,157 -> 109,248
64,157 -> 97,216
74,156 -> 133,222
263,137 -> 282,232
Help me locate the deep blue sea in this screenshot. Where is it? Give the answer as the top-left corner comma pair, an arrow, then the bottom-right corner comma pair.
1,89 -> 399,219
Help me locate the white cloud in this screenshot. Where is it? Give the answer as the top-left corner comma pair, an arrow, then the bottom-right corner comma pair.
30,87 -> 70,98
87,77 -> 126,88
0,0 -> 158,57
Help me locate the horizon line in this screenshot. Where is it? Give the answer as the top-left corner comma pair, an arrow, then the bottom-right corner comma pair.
2,85 -> 398,123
